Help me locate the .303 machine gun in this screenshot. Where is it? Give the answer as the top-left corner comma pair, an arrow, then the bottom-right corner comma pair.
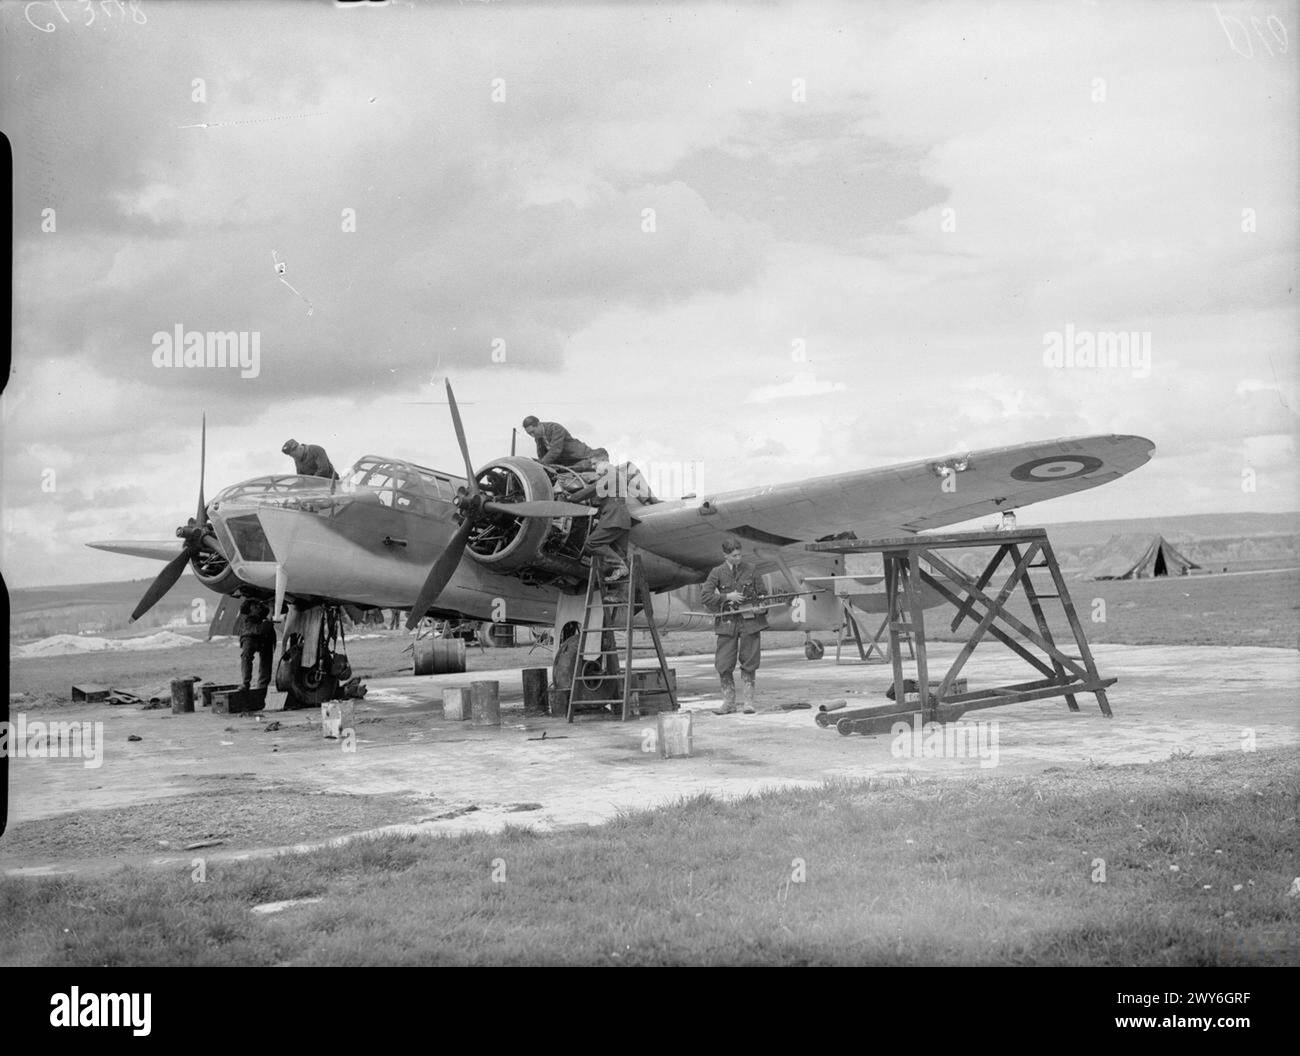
685,589 -> 815,619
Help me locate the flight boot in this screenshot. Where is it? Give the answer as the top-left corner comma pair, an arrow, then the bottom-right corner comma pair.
712,682 -> 737,715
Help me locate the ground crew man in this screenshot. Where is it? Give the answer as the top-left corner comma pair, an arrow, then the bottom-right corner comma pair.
701,537 -> 767,714
237,597 -> 278,691
565,459 -> 633,581
521,416 -> 603,471
282,439 -> 339,479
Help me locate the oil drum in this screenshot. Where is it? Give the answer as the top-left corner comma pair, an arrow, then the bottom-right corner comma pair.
412,637 -> 467,675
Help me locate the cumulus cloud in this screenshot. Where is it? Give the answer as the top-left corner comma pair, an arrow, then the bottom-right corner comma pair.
1,0 -> 1296,585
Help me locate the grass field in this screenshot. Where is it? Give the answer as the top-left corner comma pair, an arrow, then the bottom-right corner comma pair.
2,748 -> 1295,966
959,568 -> 1300,650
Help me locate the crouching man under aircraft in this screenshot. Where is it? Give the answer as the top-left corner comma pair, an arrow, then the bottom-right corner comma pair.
521,415 -> 606,472
281,438 -> 339,480
237,597 -> 278,691
701,537 -> 767,715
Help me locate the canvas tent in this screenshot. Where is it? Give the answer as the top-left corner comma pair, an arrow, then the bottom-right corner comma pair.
1088,534 -> 1201,580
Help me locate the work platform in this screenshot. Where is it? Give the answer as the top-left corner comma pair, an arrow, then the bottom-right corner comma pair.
806,529 -> 1115,736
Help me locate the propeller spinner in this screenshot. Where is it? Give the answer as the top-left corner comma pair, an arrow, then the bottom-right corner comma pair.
405,381 -> 595,630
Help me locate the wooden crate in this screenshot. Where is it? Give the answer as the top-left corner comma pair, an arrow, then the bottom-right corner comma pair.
200,682 -> 240,709
211,687 -> 266,714
628,669 -> 676,714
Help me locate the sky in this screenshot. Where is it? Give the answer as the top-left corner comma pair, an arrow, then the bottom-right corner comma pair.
1,0 -> 1297,588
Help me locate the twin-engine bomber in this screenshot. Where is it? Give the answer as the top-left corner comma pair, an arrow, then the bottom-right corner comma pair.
89,382 -> 1155,707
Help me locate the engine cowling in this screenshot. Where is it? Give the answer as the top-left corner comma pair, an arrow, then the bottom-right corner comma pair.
188,530 -> 245,597
465,456 -> 590,582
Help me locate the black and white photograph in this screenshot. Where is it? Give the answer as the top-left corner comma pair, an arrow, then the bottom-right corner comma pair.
1,0 -> 1296,988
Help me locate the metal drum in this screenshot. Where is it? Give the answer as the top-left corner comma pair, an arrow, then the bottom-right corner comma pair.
412,637 -> 467,675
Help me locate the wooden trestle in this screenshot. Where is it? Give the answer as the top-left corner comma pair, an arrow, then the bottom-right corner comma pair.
805,529 -> 1114,736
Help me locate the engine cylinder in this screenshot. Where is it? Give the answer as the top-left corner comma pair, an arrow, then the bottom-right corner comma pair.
189,537 -> 244,596
466,456 -> 585,575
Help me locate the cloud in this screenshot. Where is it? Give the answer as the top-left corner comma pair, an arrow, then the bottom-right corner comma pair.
2,0 -> 1296,585
745,372 -> 848,403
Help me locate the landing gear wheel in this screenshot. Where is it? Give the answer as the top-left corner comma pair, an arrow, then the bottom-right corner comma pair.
553,630 -> 618,713
553,634 -> 578,694
804,638 -> 826,661
295,667 -> 340,706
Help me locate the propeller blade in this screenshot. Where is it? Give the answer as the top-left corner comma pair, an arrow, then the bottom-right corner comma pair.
196,413 -> 207,525
129,549 -> 193,623
406,518 -> 474,630
483,499 -> 597,518
445,380 -> 478,497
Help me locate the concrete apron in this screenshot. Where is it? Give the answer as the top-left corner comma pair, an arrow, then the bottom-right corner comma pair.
4,643 -> 1297,875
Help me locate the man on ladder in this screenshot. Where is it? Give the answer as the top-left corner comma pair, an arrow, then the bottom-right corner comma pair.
565,458 -> 632,581
702,537 -> 767,715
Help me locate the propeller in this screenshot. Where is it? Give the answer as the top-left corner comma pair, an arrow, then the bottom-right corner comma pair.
405,381 -> 595,630
484,499 -> 596,518
130,415 -> 212,623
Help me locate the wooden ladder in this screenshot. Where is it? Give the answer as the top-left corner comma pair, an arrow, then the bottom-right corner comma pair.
566,547 -> 678,722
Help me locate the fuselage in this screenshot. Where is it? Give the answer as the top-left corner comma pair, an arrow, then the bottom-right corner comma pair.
204,454 -> 850,632
208,455 -> 567,622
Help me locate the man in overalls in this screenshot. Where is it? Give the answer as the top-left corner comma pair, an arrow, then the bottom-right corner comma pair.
237,596 -> 278,691
565,458 -> 632,581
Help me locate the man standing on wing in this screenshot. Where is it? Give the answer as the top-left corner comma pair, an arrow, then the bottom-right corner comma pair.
701,536 -> 767,715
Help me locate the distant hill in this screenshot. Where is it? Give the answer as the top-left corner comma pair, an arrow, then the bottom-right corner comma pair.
940,511 -> 1299,578
8,574 -> 221,639
1013,511 -> 1299,548
9,574 -> 219,615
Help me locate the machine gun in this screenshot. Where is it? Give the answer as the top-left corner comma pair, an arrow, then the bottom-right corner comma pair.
685,590 -> 815,619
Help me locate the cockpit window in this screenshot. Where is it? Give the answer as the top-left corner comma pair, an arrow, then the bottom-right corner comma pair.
213,475 -> 329,504
341,457 -> 451,515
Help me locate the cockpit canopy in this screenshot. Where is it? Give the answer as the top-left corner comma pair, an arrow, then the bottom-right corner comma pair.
211,457 -> 467,517
211,474 -> 331,505
341,455 -> 465,510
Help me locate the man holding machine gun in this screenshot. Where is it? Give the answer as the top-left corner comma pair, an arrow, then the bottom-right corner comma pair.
701,536 -> 768,715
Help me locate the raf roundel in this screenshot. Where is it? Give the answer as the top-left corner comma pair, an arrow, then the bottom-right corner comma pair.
1009,454 -> 1104,483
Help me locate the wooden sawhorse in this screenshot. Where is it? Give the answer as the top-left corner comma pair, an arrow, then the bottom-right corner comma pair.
806,529 -> 1114,735
835,602 -> 915,665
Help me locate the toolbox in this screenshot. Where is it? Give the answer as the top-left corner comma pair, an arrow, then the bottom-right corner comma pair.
211,686 -> 266,714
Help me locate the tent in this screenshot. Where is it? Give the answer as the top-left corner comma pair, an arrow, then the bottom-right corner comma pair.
1088,534 -> 1202,580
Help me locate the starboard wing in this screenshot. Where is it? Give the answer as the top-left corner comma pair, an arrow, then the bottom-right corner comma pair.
631,434 -> 1154,581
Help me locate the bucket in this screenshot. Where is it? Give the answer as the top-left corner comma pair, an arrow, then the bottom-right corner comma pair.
470,680 -> 501,726
170,679 -> 195,714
